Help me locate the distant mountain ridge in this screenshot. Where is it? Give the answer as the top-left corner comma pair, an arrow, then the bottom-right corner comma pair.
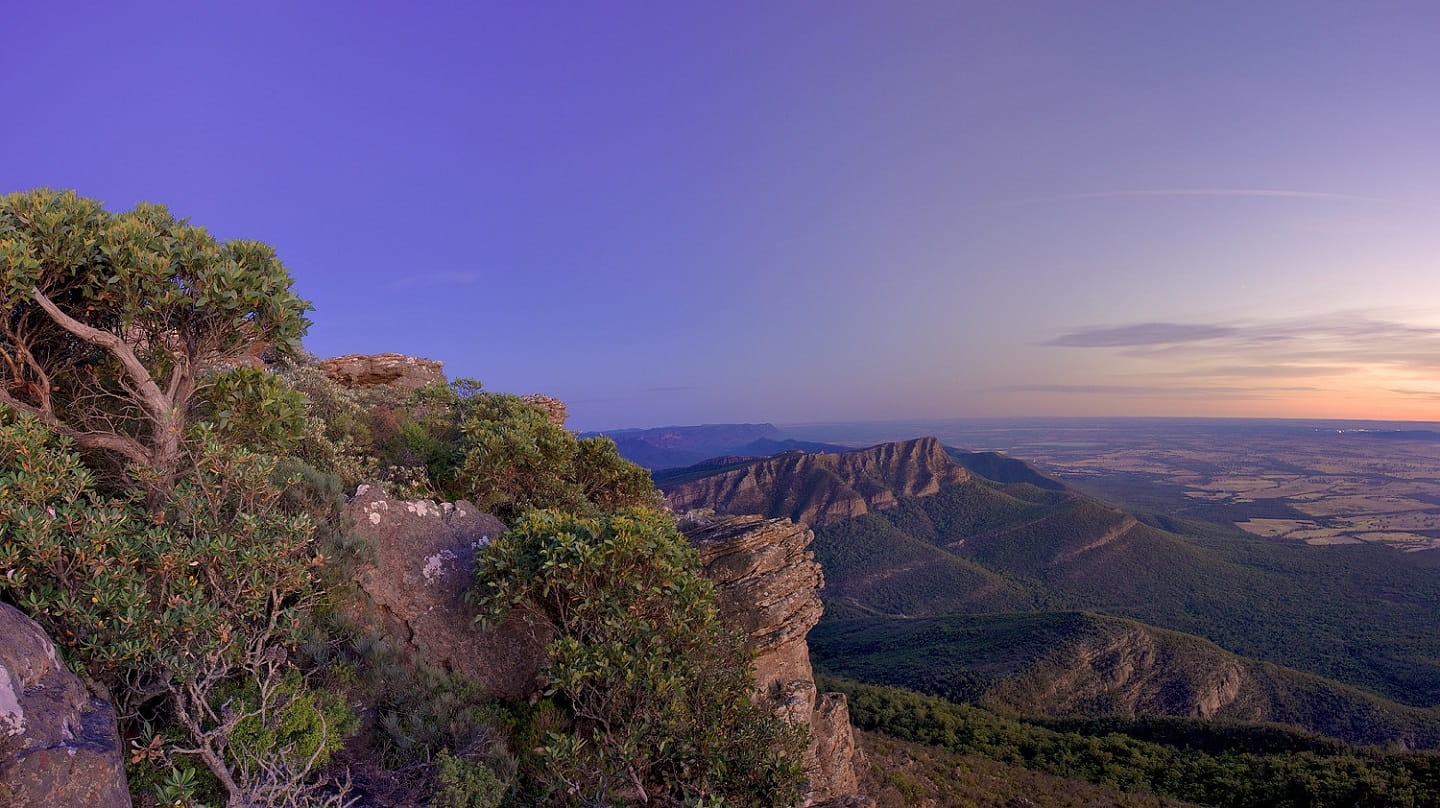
581,423 -> 781,469
660,437 -> 969,526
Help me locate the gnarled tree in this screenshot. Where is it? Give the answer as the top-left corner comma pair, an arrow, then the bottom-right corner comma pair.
0,189 -> 310,498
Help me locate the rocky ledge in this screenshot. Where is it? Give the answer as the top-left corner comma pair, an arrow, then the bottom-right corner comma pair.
665,436 -> 968,527
683,513 -> 869,805
320,352 -> 446,390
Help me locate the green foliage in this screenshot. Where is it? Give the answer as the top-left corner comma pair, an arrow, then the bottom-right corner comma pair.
454,394 -> 586,518
0,411 -> 319,692
153,765 -> 206,808
573,436 -> 658,513
830,676 -> 1440,808
0,189 -> 308,347
434,751 -> 508,808
225,670 -> 359,775
0,189 -> 311,492
197,366 -> 308,454
472,508 -> 806,805
0,409 -> 341,806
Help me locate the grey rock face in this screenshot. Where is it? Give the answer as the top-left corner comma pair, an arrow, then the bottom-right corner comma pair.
0,602 -> 131,807
345,485 -> 549,700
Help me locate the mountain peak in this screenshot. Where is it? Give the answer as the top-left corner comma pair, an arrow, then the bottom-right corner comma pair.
661,437 -> 968,526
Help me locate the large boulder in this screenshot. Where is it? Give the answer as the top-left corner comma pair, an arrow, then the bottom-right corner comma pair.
683,514 -> 868,804
0,602 -> 130,807
345,485 -> 549,700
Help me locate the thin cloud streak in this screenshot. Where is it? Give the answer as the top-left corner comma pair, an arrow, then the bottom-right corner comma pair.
989,383 -> 1323,400
1046,323 -> 1237,347
386,271 -> 484,290
982,188 -> 1421,211
1036,312 -> 1440,410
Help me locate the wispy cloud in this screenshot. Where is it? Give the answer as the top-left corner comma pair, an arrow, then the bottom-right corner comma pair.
1389,388 -> 1440,400
1045,323 -> 1236,347
990,383 -> 1321,400
1025,188 -> 1412,205
982,188 -> 1420,212
1047,312 -> 1440,383
1182,365 -> 1359,379
386,271 -> 483,290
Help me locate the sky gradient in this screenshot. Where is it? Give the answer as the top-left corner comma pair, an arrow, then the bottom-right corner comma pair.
5,2 -> 1439,430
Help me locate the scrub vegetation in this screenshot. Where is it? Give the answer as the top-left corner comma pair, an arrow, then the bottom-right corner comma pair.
0,190 -> 802,807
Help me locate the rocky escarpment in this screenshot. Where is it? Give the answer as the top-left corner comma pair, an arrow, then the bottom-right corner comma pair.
344,485 -> 549,699
346,485 -> 871,798
683,514 -> 869,804
320,352 -> 446,390
0,602 -> 130,807
664,437 -> 969,526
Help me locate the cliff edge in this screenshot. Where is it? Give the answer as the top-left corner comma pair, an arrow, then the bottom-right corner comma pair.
683,514 -> 869,805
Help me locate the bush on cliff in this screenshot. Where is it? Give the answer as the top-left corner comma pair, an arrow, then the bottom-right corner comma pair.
282,366 -> 658,520
471,507 -> 807,805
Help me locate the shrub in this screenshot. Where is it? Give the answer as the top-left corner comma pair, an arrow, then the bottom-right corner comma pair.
434,750 -> 508,808
0,410 -> 346,806
471,508 -> 806,805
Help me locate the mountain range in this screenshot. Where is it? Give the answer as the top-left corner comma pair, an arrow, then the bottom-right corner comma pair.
656,435 -> 1440,750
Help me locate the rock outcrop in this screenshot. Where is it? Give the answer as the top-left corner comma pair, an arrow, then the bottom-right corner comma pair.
683,514 -> 868,804
521,393 -> 568,427
320,353 -> 446,390
345,485 -> 548,700
0,603 -> 131,808
665,437 -> 968,526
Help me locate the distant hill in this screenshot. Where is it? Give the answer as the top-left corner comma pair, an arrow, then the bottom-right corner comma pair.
813,612 -> 1440,749
945,447 -> 1065,490
580,423 -> 780,469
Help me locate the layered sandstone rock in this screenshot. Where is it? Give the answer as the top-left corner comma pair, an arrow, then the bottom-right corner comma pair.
320,353 -> 446,390
0,603 -> 130,807
665,437 -> 968,526
684,514 -> 868,804
345,485 -> 548,700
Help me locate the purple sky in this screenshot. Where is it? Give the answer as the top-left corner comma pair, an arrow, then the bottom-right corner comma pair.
6,2 -> 1440,429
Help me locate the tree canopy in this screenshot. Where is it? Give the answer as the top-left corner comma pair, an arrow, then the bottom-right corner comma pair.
0,189 -> 310,494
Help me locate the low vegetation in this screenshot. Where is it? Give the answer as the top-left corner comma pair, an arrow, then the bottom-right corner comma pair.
811,611 -> 1440,749
831,677 -> 1440,808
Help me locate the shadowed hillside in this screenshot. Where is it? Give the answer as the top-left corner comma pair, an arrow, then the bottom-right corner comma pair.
813,612 -> 1440,749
